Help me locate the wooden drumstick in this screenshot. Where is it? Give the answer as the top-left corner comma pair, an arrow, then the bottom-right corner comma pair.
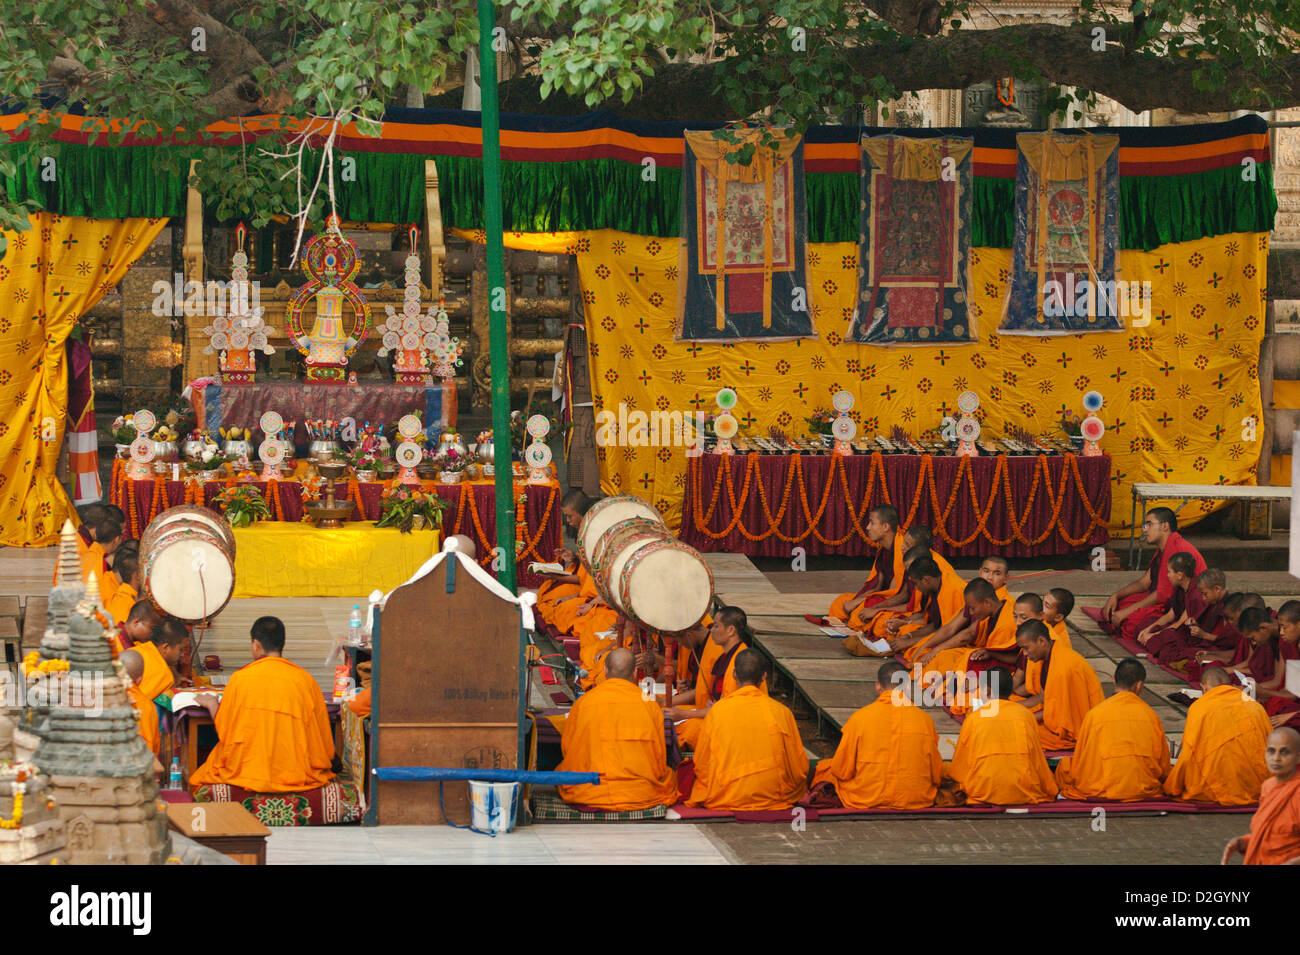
662,637 -> 677,707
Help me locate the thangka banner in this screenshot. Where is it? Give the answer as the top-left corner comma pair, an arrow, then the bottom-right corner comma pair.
676,129 -> 814,341
1003,133 -> 1121,334
850,135 -> 974,345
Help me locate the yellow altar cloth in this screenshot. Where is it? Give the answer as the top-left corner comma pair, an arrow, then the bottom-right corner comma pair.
231,523 -> 442,598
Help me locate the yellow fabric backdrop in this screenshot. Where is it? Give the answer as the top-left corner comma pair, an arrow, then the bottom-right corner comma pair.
467,228 -> 1269,534
0,213 -> 168,545
231,522 -> 442,597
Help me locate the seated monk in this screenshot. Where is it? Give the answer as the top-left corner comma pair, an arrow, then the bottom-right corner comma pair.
119,645 -> 173,759
111,600 -> 162,654
190,616 -> 335,794
1188,593 -> 1266,681
948,667 -> 1058,805
79,516 -> 123,608
1086,507 -> 1205,641
890,556 -> 967,662
1042,588 -> 1075,649
1055,658 -> 1170,801
687,649 -> 808,810
104,551 -> 141,627
978,554 -> 1011,603
1009,594 -> 1046,708
1165,666 -> 1271,805
1144,568 -> 1237,672
667,606 -> 764,749
1134,551 -> 1197,651
842,542 -> 929,657
915,579 -> 1019,708
1016,619 -> 1103,751
74,503 -> 106,555
811,504 -> 903,627
1222,728 -> 1300,864
556,647 -> 678,810
533,489 -> 592,625
809,660 -> 941,809
845,524 -> 946,633
1210,606 -> 1291,692
1265,602 -> 1300,731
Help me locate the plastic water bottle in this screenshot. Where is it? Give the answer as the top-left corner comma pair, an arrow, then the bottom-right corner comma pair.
348,605 -> 363,646
169,757 -> 182,790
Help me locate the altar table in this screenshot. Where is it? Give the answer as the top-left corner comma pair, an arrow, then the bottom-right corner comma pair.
111,462 -> 562,588
680,452 -> 1111,558
231,523 -> 442,598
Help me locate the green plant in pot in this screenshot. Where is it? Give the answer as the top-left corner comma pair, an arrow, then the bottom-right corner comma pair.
375,486 -> 447,534
213,484 -> 271,528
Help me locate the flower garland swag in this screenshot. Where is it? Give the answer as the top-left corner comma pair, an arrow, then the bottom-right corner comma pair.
689,452 -> 1107,550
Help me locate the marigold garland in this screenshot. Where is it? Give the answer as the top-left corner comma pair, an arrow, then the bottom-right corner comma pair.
688,452 -> 1107,550
0,790 -> 23,830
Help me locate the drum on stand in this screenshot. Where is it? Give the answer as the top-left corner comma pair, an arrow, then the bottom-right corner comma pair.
140,504 -> 236,559
576,494 -> 663,571
590,519 -> 670,607
612,537 -> 714,634
141,516 -> 235,622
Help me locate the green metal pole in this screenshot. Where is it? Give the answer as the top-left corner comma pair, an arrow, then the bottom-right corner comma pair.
479,0 -> 516,592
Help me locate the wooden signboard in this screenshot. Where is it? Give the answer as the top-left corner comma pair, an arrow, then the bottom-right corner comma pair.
365,553 -> 524,825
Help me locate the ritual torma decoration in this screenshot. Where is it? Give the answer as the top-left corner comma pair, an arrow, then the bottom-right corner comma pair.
376,226 -> 464,384
125,409 -> 157,480
830,390 -> 857,456
524,414 -> 553,484
203,223 -> 276,384
713,388 -> 740,455
1080,390 -> 1106,457
285,215 -> 372,383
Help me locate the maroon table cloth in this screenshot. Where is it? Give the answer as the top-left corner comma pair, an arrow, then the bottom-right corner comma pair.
114,477 -> 560,588
680,452 -> 1110,558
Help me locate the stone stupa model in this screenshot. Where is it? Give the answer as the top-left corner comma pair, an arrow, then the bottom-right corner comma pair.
28,524 -> 171,865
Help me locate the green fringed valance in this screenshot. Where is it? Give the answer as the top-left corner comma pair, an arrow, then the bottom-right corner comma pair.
0,140 -> 1278,248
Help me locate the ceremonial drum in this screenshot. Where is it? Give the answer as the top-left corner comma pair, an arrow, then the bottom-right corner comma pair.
140,507 -> 236,622
576,494 -> 664,571
596,527 -> 714,634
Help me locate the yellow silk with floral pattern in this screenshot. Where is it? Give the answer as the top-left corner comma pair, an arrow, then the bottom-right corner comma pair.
456,228 -> 1267,533
0,213 -> 168,545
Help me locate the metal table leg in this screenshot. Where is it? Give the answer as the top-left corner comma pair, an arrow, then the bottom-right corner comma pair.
1129,490 -> 1140,570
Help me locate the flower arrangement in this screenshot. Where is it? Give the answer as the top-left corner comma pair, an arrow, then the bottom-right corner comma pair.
429,447 -> 469,473
111,416 -> 137,444
806,409 -> 836,436
349,446 -> 383,472
1060,412 -> 1083,438
376,485 -> 448,534
185,447 -> 228,472
300,474 -> 325,502
213,484 -> 270,527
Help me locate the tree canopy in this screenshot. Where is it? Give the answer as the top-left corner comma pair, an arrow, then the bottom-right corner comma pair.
1,0 -> 1297,245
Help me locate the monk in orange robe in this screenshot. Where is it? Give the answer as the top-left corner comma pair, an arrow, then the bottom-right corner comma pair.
190,616 -> 335,793
845,524 -> 944,633
948,667 -> 1057,805
896,560 -> 975,665
1042,587 -> 1075,649
111,600 -> 162,654
1222,728 -> 1300,864
533,490 -> 592,623
1165,667 -> 1271,805
104,551 -> 141,626
119,623 -> 184,757
843,542 -> 929,656
556,647 -> 678,810
687,649 -> 807,810
667,607 -> 763,748
916,580 -> 1018,714
1055,658 -> 1170,800
1016,619 -> 1103,750
810,660 -> 941,809
815,504 -> 904,627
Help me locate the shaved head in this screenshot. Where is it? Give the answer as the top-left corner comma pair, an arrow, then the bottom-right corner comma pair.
1266,728 -> 1300,779
733,648 -> 767,688
1199,666 -> 1230,689
605,647 -> 636,682
120,649 -> 144,683
876,659 -> 908,693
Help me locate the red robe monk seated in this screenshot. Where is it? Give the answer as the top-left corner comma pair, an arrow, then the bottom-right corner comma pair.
1141,568 -> 1237,672
1165,667 -> 1272,805
948,667 -> 1057,805
1246,601 -> 1300,730
1055,658 -> 1170,801
1209,606 -> 1298,699
556,647 -> 678,810
1222,728 -> 1300,865
813,504 -> 903,627
1186,593 -> 1265,682
809,660 -> 941,809
1086,507 -> 1204,641
190,616 -> 335,794
687,649 -> 808,810
1016,619 -> 1104,751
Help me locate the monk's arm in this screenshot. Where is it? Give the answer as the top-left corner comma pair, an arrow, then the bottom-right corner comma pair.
1254,662 -> 1293,698
916,621 -> 978,665
863,588 -> 910,614
1104,571 -> 1152,613
1221,835 -> 1250,864
1112,588 -> 1158,624
982,648 -> 1020,666
1139,607 -> 1176,637
542,572 -> 581,585
890,622 -> 936,651
885,611 -> 926,634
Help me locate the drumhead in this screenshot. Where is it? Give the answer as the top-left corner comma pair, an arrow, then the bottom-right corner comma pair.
619,541 -> 713,633
142,505 -> 235,557
591,521 -> 668,606
143,535 -> 234,621
577,495 -> 663,568
604,534 -> 665,614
